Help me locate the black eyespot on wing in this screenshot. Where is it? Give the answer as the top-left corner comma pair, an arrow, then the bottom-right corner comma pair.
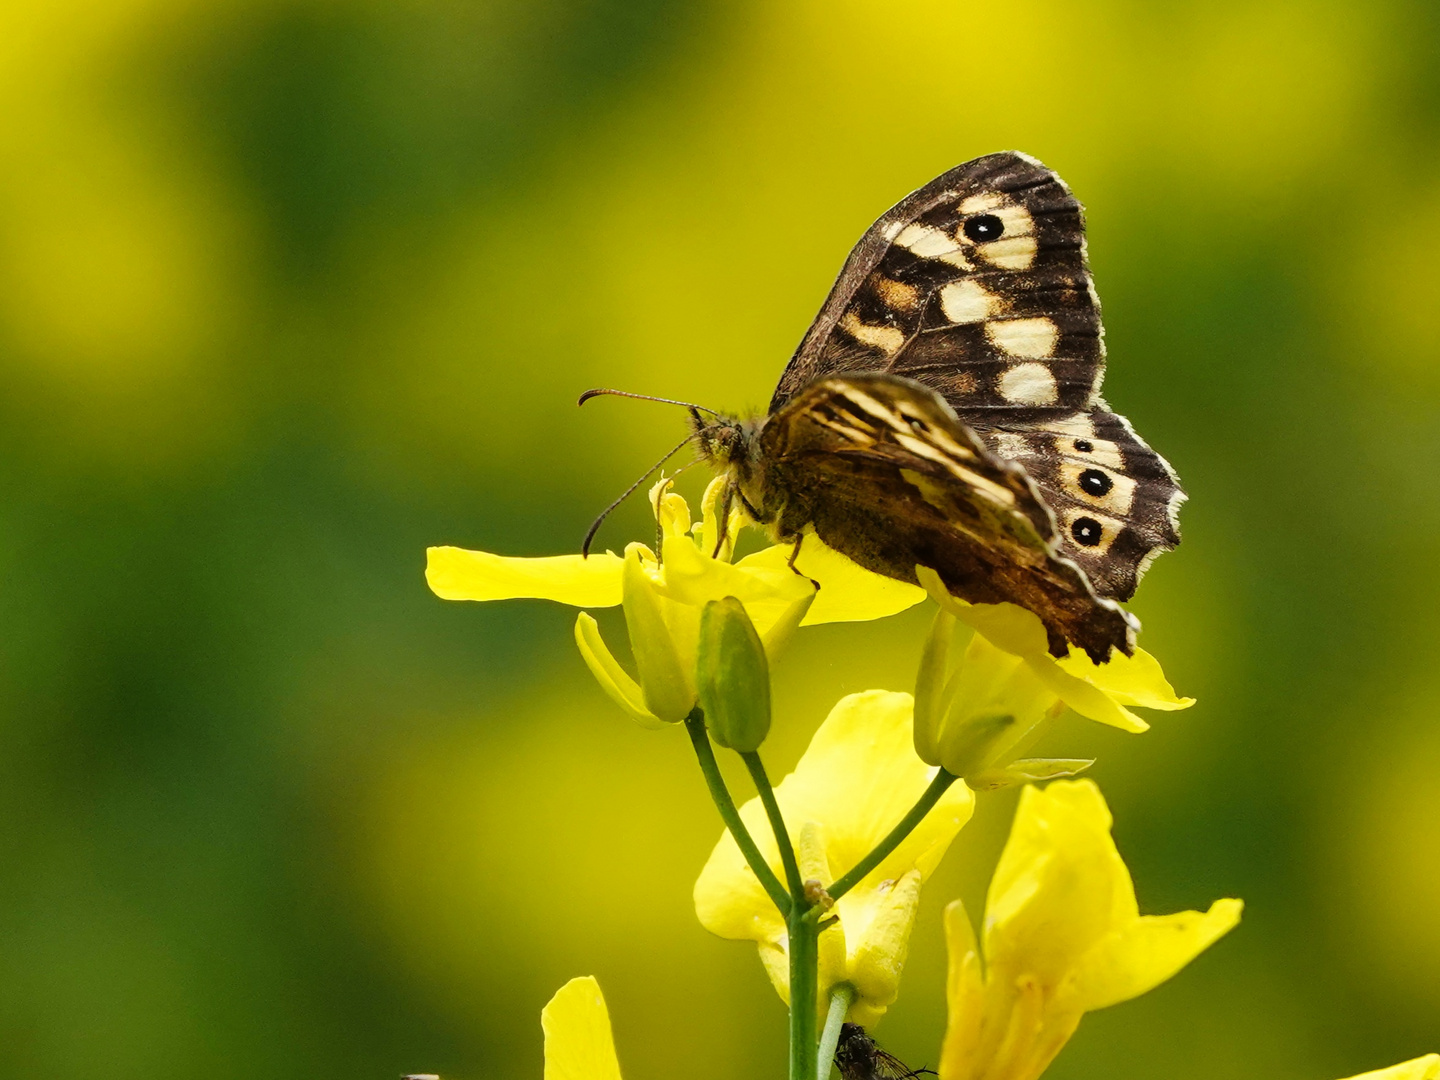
963,214 -> 1004,242
1071,516 -> 1103,546
1073,439 -> 1093,453
1079,468 -> 1112,496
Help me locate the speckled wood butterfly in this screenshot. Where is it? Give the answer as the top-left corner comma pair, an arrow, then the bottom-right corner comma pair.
588,153 -> 1183,663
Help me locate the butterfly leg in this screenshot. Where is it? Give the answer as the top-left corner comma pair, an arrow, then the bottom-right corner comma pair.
787,533 -> 805,572
711,479 -> 737,558
786,533 -> 822,591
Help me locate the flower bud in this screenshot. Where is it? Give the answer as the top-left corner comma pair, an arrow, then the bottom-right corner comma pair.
696,596 -> 771,751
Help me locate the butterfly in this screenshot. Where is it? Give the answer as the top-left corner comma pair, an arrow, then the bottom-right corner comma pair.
834,1023 -> 933,1080
684,151 -> 1183,663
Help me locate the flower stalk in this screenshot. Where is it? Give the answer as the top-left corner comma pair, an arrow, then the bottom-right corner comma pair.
684,710 -> 791,916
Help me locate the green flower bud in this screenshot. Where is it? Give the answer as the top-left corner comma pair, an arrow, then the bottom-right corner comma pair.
696,596 -> 771,751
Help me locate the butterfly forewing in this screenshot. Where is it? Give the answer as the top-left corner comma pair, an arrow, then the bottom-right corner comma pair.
774,152 -> 1100,419
768,151 -> 1183,608
758,374 -> 1135,661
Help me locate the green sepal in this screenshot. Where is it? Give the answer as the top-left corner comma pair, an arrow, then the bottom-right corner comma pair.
696,596 -> 772,751
936,713 -> 1018,778
966,757 -> 1096,791
913,608 -> 955,765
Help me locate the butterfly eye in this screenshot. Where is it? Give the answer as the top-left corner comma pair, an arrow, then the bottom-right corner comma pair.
1071,516 -> 1104,546
963,214 -> 1004,242
1078,468 -> 1113,496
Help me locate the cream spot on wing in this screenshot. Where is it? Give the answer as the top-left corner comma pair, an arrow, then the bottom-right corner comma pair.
1061,462 -> 1136,515
993,204 -> 1035,238
1046,414 -> 1096,439
939,279 -> 1003,324
882,220 -> 904,242
872,275 -> 921,313
1066,436 -> 1124,470
978,234 -> 1039,270
959,192 -> 1005,214
839,311 -> 905,354
987,317 -> 1059,359
996,362 -> 1059,406
992,432 -> 1030,460
895,223 -> 971,268
897,223 -> 960,257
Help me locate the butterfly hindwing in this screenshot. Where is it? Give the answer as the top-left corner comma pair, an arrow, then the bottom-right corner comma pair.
974,410 -> 1184,601
772,152 -> 1100,419
757,374 -> 1136,661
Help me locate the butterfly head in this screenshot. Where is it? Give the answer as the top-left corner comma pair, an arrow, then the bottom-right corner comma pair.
692,412 -> 758,469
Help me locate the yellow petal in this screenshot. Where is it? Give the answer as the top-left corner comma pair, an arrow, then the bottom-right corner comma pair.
847,869 -> 924,1024
573,613 -> 664,729
739,533 -> 925,625
694,690 -> 972,1015
1068,898 -> 1244,1011
542,976 -> 624,1080
426,546 -> 624,606
938,901 -> 985,1080
1057,646 -> 1195,711
1026,655 -> 1151,733
663,531 -> 814,639
693,790 -> 788,943
917,567 -> 1050,657
1340,1056 -> 1440,1080
695,475 -> 744,564
983,781 -> 1136,989
766,692 -> 973,889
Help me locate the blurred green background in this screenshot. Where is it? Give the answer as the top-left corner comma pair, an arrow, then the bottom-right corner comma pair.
2,1 -> 1438,1078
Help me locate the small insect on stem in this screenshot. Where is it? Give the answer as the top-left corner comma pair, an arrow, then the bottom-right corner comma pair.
834,1024 -> 935,1080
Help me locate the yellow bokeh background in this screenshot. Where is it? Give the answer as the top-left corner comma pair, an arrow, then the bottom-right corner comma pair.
1,1 -> 1437,1078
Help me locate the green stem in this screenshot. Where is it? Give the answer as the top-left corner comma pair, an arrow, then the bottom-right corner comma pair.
828,768 -> 959,903
684,711 -> 791,917
741,750 -> 806,899
816,983 -> 855,1079
788,904 -> 821,1080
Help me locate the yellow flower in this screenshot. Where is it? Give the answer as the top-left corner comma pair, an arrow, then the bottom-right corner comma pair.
914,568 -> 1192,776
427,476 -> 925,725
1339,1057 -> 1440,1080
938,780 -> 1242,1080
694,690 -> 973,1026
541,976 -> 623,1080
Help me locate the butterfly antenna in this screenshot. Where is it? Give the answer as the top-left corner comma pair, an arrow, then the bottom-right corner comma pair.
582,432 -> 699,557
578,387 -> 722,418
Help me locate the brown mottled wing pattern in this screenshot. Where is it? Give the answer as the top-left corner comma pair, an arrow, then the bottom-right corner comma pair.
772,151 -> 1101,418
975,411 -> 1184,601
759,374 -> 1135,661
770,151 -> 1183,603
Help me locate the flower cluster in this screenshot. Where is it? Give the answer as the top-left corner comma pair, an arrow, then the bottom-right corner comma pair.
425,481 -> 1433,1080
